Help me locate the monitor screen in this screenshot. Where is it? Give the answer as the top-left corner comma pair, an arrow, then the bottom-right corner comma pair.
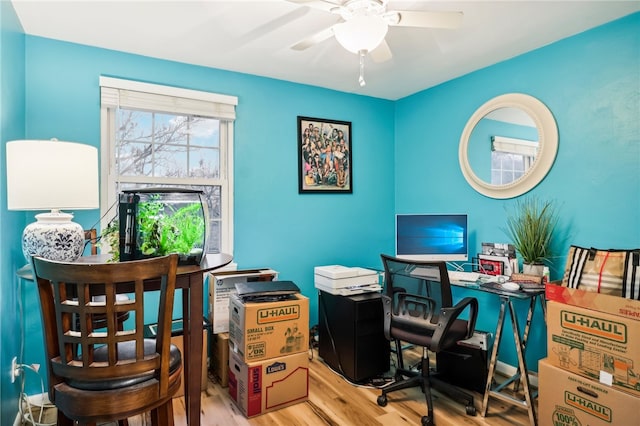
395,214 -> 468,262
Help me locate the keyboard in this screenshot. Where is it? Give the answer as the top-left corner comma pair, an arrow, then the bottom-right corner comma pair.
409,267 -> 441,279
448,270 -> 481,282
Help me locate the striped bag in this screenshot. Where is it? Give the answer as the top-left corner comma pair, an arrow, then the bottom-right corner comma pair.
562,245 -> 640,300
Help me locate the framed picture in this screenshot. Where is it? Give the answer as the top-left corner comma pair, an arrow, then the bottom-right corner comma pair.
298,116 -> 352,193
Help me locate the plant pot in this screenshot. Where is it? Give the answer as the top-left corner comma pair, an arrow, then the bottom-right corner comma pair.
522,263 -> 544,276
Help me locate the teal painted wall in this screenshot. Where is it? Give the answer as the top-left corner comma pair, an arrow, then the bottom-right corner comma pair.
395,13 -> 640,369
15,35 -> 395,395
1,3 -> 638,405
0,1 -> 25,423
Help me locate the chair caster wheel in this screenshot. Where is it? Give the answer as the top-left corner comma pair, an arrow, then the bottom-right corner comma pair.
421,415 -> 435,426
377,395 -> 387,407
466,405 -> 477,416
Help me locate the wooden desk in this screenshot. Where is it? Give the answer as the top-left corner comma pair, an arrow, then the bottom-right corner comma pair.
19,253 -> 233,426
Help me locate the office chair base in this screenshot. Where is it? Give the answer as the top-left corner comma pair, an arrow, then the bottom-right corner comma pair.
429,374 -> 476,416
378,393 -> 436,426
378,394 -> 435,426
377,370 -> 477,424
421,416 -> 434,426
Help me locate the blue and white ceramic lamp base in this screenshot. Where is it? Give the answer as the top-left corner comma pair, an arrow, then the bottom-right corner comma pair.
22,211 -> 85,262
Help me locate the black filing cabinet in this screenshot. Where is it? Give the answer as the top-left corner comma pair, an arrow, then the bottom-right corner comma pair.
318,290 -> 390,383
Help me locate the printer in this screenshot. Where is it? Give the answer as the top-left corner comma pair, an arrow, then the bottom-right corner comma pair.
314,265 -> 382,295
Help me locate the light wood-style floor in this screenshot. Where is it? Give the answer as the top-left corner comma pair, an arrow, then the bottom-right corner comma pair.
129,348 -> 535,426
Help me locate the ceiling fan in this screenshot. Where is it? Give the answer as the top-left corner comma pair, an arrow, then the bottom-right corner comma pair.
287,0 -> 463,86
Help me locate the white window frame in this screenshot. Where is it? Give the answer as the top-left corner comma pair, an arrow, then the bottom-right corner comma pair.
99,76 -> 236,254
491,136 -> 537,185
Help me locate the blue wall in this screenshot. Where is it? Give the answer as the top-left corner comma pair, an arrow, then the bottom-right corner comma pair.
14,31 -> 395,395
0,1 -> 25,424
1,3 -> 638,409
395,13 -> 639,368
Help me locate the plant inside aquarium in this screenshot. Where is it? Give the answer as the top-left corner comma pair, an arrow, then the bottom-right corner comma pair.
136,196 -> 205,258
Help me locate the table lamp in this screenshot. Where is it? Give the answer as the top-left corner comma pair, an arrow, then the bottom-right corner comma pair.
6,139 -> 99,262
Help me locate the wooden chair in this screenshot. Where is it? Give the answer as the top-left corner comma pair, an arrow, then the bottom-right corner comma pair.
83,229 -> 99,255
79,229 -> 130,333
32,254 -> 182,426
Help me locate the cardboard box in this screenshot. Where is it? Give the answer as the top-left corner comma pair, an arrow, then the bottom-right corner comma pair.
229,293 -> 309,362
228,350 -> 309,418
211,332 -> 230,387
546,300 -> 640,397
539,359 -> 640,426
208,269 -> 278,334
172,330 -> 209,397
546,282 -> 640,321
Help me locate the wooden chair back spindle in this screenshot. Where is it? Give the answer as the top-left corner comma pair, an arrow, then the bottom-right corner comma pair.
32,254 -> 181,425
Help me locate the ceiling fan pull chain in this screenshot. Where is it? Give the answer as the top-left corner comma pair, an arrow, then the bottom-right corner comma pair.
359,50 -> 366,87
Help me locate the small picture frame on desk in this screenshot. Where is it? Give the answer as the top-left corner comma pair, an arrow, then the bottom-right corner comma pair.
298,116 -> 352,193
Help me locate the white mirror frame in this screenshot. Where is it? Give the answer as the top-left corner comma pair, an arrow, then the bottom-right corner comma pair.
458,93 -> 558,199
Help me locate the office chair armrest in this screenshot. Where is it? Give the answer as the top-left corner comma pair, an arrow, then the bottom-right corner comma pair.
430,296 -> 479,352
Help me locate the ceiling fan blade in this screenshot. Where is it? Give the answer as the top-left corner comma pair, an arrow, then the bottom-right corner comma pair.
291,26 -> 336,50
392,10 -> 463,29
231,7 -> 311,49
286,0 -> 342,13
370,39 -> 392,63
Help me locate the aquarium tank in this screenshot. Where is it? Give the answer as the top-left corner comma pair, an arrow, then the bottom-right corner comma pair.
119,188 -> 209,265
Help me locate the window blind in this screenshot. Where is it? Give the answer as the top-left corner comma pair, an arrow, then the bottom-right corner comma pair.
99,76 -> 237,120
492,136 -> 538,157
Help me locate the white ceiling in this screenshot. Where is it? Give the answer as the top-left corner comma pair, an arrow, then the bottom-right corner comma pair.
11,0 -> 640,100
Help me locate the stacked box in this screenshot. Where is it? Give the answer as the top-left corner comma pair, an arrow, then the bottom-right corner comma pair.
545,284 -> 640,398
546,300 -> 640,397
211,332 -> 230,387
208,269 -> 278,334
546,283 -> 640,321
228,291 -> 309,417
229,293 -> 309,362
540,282 -> 640,425
228,350 -> 309,418
539,359 -> 640,426
172,329 -> 209,397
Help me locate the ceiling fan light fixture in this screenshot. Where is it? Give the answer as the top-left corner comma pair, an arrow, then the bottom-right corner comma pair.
333,15 -> 388,54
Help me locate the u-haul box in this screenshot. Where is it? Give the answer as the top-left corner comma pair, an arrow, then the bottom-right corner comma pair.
546,300 -> 640,397
539,358 -> 640,426
546,282 -> 640,321
229,293 -> 309,362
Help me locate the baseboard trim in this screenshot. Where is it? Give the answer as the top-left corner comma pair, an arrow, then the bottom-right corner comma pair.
495,360 -> 539,388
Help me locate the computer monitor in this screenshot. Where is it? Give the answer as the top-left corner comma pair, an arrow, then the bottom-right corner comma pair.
395,214 -> 468,262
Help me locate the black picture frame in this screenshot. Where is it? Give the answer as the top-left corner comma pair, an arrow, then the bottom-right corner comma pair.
298,116 -> 352,193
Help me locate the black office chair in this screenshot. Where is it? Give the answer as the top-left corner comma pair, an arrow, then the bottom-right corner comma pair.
376,254 -> 479,426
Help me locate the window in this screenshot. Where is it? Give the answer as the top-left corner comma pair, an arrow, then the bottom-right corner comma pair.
490,136 -> 537,185
100,77 -> 237,254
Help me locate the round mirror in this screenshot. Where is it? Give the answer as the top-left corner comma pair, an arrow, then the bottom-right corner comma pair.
459,93 -> 558,199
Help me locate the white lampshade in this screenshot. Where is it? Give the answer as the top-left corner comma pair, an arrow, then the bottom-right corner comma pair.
6,139 -> 99,262
333,15 -> 389,54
